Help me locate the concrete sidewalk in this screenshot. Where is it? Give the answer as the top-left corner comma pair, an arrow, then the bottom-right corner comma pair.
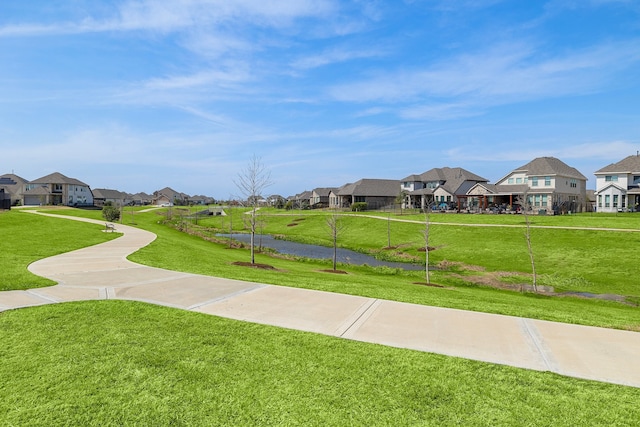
2,212 -> 640,388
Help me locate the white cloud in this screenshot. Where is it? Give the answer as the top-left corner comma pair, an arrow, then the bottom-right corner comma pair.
0,0 -> 339,37
444,140 -> 640,163
290,46 -> 385,70
329,39 -> 640,119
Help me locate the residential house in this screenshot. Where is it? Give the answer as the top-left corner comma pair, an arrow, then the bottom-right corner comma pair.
594,154 -> 640,212
92,188 -> 132,207
290,191 -> 312,209
470,157 -> 588,213
0,173 -> 29,206
266,194 -> 285,208
22,172 -> 93,206
0,188 -> 10,209
191,195 -> 214,205
131,192 -> 153,206
153,187 -> 188,206
331,179 -> 400,210
401,167 -> 488,210
310,187 -> 336,208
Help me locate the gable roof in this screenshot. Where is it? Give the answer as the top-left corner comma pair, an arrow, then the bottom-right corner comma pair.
400,174 -> 423,182
595,182 -> 627,194
0,173 -> 29,196
30,172 -> 90,187
468,183 -> 530,195
510,157 -> 587,180
407,167 -> 488,195
337,179 -> 400,197
154,187 -> 187,200
132,192 -> 152,201
92,188 -> 130,200
312,187 -> 337,197
595,155 -> 640,174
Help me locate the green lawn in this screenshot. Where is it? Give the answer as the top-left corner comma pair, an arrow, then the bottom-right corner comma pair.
8,207 -> 639,330
0,209 -> 119,291
2,300 -> 639,426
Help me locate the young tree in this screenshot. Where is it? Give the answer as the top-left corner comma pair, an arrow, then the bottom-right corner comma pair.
234,155 -> 273,264
325,213 -> 346,271
518,191 -> 538,293
423,200 -> 434,285
395,190 -> 408,215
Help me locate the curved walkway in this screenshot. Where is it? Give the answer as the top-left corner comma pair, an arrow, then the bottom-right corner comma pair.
2,212 -> 640,389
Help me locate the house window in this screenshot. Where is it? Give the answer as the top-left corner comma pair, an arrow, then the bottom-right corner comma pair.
605,195 -> 610,207
570,179 -> 577,188
605,175 -> 618,182
403,182 -> 411,188
542,195 -> 547,206
508,178 -> 514,184
446,196 -> 452,202
355,196 -> 366,203
613,195 -> 619,207
544,177 -> 551,186
515,177 -> 522,184
598,195 -> 602,208
531,177 -> 538,186
534,195 -> 541,206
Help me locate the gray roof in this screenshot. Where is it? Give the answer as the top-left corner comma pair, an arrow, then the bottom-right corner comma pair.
483,184 -> 531,195
0,173 -> 29,196
400,174 -> 423,182
408,167 -> 488,195
512,157 -> 587,180
132,192 -> 152,201
30,172 -> 90,187
337,179 -> 400,197
312,187 -> 337,197
92,188 -> 130,200
595,155 -> 640,174
23,186 -> 51,196
409,188 -> 434,196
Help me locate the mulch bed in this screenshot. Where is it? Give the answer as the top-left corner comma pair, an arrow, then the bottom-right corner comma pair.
232,261 -> 277,270
319,269 -> 348,274
412,281 -> 445,288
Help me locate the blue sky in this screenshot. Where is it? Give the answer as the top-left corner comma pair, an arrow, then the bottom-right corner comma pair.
1,0 -> 639,198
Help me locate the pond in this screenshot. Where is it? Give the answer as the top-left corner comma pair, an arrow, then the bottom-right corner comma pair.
217,234 -> 426,271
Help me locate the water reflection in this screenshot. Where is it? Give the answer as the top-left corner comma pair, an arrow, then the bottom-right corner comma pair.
217,234 -> 425,271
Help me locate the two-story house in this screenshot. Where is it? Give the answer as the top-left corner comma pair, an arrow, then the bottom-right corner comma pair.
22,172 -> 93,206
471,157 -> 588,213
153,187 -> 188,206
0,173 -> 29,206
594,154 -> 640,212
401,167 -> 488,210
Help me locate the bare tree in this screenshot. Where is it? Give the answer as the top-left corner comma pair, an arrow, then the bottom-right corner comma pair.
234,156 -> 273,264
423,200 -> 434,285
325,213 -> 346,271
387,210 -> 392,248
395,190 -> 408,215
518,191 -> 538,293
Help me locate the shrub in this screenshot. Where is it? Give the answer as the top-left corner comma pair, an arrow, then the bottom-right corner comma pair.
351,202 -> 368,212
102,205 -> 120,222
